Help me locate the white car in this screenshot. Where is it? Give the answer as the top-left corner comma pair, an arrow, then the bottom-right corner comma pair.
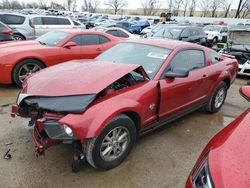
30,15 -> 75,37
203,25 -> 228,43
219,28 -> 250,76
95,27 -> 140,39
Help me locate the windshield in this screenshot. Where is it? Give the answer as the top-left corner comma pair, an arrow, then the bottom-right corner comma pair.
36,31 -> 70,46
96,43 -> 172,79
153,27 -> 182,39
203,25 -> 221,32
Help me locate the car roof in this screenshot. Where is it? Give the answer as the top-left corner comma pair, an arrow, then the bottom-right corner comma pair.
125,38 -> 205,50
55,29 -> 111,35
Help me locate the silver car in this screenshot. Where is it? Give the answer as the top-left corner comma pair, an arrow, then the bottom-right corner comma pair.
0,13 -> 35,40
30,16 -> 76,37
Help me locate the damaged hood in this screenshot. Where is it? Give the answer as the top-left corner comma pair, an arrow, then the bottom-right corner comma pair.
22,60 -> 141,96
19,60 -> 142,113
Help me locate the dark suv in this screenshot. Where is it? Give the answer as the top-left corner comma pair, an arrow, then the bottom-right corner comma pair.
151,26 -> 207,46
0,21 -> 13,42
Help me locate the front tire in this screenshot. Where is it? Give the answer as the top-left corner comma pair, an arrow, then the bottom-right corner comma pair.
12,59 -> 45,87
206,81 -> 227,113
86,114 -> 136,170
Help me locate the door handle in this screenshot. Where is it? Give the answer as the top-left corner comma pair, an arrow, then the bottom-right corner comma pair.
96,48 -> 102,51
203,74 -> 207,77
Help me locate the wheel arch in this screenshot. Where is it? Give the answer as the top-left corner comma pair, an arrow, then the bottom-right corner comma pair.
222,77 -> 231,89
11,58 -> 46,83
13,32 -> 26,40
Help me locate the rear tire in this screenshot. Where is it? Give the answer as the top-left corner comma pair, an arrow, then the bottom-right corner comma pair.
206,81 -> 227,113
12,59 -> 45,87
86,114 -> 136,170
13,34 -> 25,40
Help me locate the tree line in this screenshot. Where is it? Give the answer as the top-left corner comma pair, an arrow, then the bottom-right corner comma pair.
0,0 -> 249,18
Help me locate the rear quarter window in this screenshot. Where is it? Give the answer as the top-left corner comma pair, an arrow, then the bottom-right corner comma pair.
99,35 -> 110,44
1,14 -> 25,25
210,52 -> 220,64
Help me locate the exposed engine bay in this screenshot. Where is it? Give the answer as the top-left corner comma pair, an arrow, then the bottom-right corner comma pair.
99,70 -> 145,97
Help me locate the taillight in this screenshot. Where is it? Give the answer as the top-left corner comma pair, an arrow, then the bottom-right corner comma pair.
2,29 -> 13,35
29,19 -> 35,29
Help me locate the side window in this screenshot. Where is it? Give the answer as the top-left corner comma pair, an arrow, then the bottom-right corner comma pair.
32,17 -> 42,25
106,30 -> 119,37
58,18 -> 71,25
167,50 -> 205,72
99,35 -> 110,44
190,28 -> 199,36
118,30 -> 129,38
83,34 -> 99,45
210,52 -> 220,64
224,27 -> 228,32
42,17 -> 57,25
3,14 -> 25,25
181,29 -> 190,37
69,35 -> 82,45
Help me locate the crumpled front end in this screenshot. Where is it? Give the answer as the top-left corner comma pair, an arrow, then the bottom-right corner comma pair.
11,94 -> 96,156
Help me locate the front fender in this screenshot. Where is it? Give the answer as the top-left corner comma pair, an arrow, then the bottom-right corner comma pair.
59,98 -> 143,139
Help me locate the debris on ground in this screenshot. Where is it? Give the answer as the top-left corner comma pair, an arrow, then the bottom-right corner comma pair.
3,149 -> 12,160
5,142 -> 13,146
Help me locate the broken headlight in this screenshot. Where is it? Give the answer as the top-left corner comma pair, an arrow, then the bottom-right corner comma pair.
63,124 -> 73,137
192,154 -> 214,188
44,119 -> 76,140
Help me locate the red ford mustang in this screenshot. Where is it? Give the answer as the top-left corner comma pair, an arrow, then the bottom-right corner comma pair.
0,29 -> 122,86
186,84 -> 250,188
12,39 -> 238,172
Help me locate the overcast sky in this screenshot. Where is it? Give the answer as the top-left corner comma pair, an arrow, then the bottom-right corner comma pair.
20,0 -> 240,10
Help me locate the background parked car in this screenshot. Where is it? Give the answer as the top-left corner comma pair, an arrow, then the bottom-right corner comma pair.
101,27 -> 140,38
151,26 -> 207,46
0,13 -> 35,40
0,30 -> 122,86
31,15 -> 75,37
220,27 -> 250,76
0,21 -> 14,42
203,25 -> 228,44
116,21 -> 141,34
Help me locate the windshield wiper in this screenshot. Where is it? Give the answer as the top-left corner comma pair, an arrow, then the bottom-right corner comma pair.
37,40 -> 47,45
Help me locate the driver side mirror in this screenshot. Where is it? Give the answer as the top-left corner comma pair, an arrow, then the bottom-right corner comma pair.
239,83 -> 250,101
63,41 -> 77,49
164,67 -> 189,78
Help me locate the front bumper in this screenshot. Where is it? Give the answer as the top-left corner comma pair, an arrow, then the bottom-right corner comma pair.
11,105 -> 76,156
0,62 -> 13,84
33,125 -> 60,156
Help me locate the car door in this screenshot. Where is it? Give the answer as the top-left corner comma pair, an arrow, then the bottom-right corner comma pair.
59,34 -> 82,62
82,34 -> 104,59
159,49 -> 211,121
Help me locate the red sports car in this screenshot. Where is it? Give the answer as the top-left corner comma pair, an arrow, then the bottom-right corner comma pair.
186,84 -> 250,188
12,39 -> 238,172
0,29 -> 122,86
